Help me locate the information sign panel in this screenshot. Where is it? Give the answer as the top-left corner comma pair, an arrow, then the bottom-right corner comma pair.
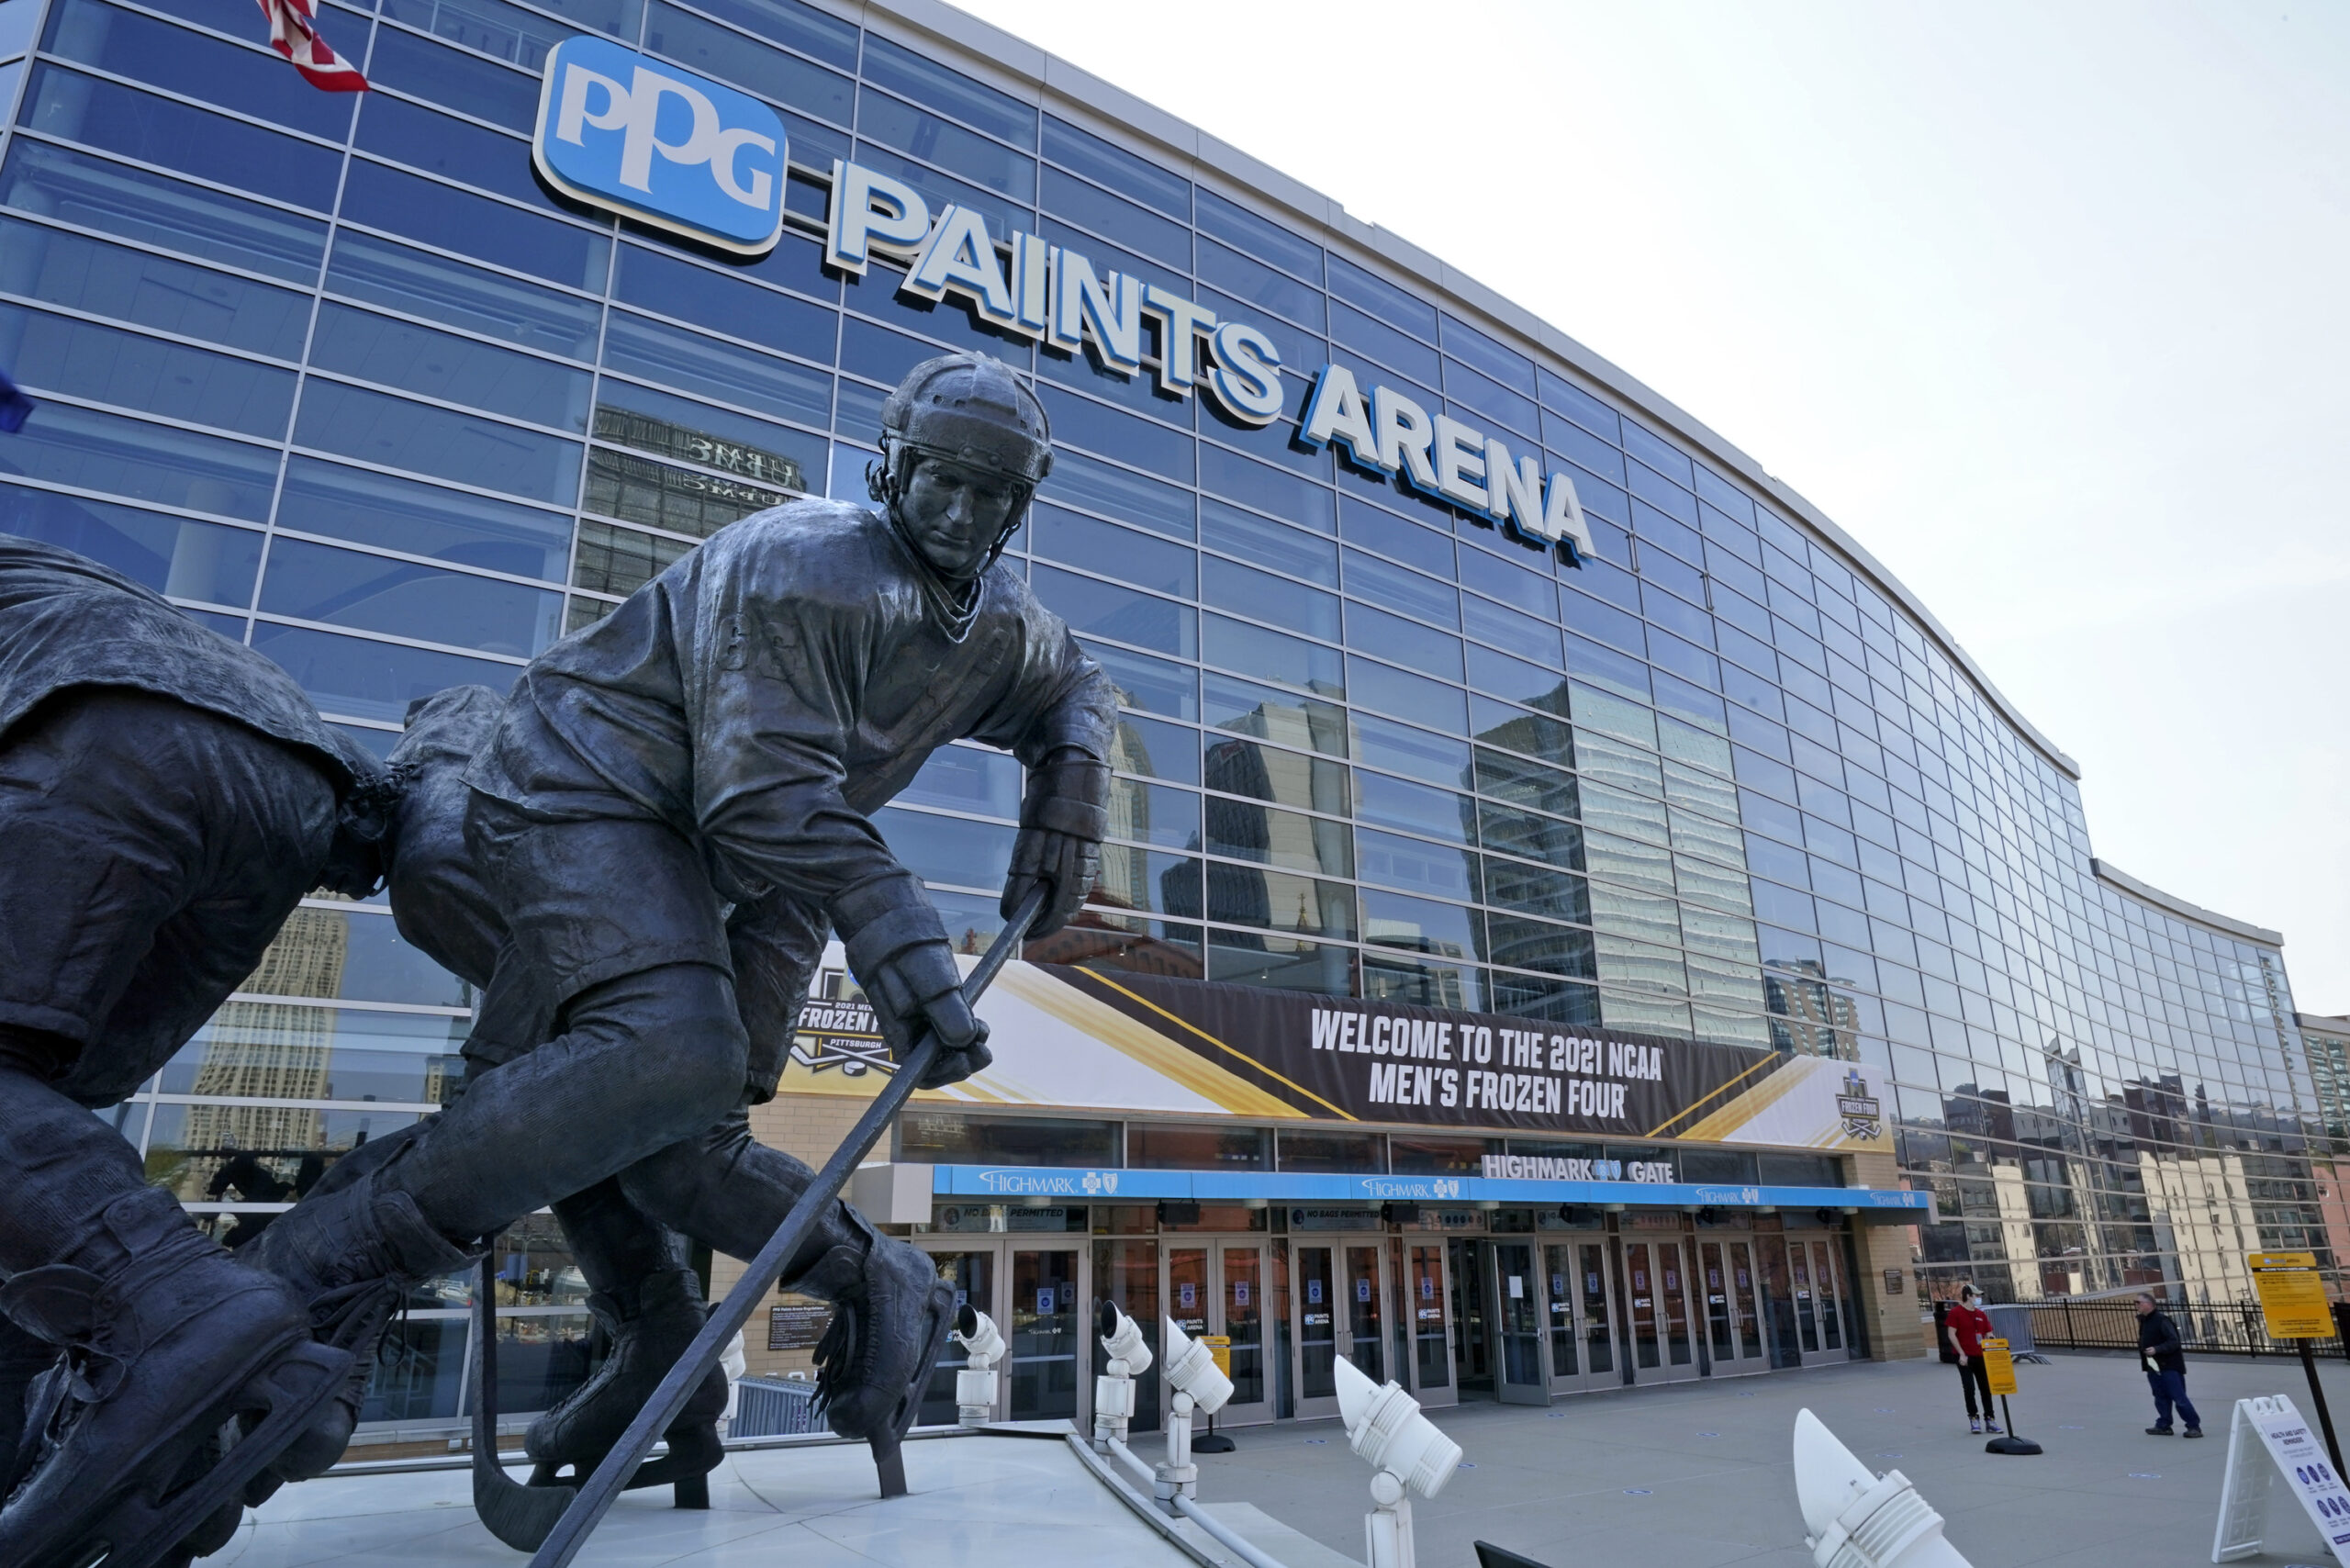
2213,1394 -> 2350,1562
2250,1252 -> 2333,1339
1202,1334 -> 1231,1378
1981,1336 -> 2018,1398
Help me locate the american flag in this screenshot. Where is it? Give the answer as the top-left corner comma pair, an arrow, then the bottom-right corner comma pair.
254,0 -> 367,92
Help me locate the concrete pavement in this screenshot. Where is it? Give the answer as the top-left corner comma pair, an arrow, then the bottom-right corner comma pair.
1178,1350 -> 2350,1568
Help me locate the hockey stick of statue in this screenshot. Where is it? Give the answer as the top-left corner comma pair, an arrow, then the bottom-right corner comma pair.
525,884 -> 1047,1568
473,1244 -> 575,1551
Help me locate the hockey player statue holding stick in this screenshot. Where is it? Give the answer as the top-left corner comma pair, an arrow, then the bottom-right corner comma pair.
250,352 -> 1113,1508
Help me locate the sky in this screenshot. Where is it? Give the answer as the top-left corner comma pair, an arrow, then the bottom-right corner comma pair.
957,0 -> 2350,1012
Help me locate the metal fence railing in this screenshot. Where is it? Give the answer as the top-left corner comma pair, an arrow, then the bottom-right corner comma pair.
728,1375 -> 823,1438
2018,1296 -> 2350,1361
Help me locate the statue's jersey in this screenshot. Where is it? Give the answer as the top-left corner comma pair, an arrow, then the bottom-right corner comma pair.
0,532 -> 374,789
467,501 -> 1113,907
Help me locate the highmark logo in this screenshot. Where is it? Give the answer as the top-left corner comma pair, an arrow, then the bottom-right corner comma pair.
532,36 -> 787,255
975,1169 -> 1116,1197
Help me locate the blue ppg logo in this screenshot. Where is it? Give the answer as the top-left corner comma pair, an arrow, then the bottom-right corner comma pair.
532,36 -> 786,255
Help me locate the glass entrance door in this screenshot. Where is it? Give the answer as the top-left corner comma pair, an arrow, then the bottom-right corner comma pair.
1756,1235 -> 1801,1368
1293,1243 -> 1340,1418
1543,1239 -> 1619,1394
1219,1242 -> 1272,1424
916,1248 -> 995,1425
1804,1237 -> 1851,1365
1162,1241 -> 1273,1428
1491,1241 -> 1546,1405
1404,1240 -> 1456,1407
1697,1237 -> 1766,1375
1291,1239 -> 1387,1417
1009,1247 -> 1082,1423
1447,1238 -> 1492,1395
1342,1244 -> 1386,1383
1622,1235 -> 1702,1384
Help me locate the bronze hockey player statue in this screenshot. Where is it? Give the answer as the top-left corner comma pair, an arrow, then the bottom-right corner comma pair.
254,352 -> 1113,1506
0,536 -> 428,1568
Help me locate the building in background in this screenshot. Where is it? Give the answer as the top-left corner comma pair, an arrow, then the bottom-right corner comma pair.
0,0 -> 2324,1439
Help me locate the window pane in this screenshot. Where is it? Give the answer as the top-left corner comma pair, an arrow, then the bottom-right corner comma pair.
252,621 -> 519,722
339,162 -> 611,293
1204,735 -> 1350,816
1203,554 -> 1336,642
1105,777 -> 1199,850
2,141 -> 324,285
862,87 -> 1035,201
1110,711 -> 1198,784
366,25 -> 541,131
1352,711 -> 1469,790
377,0 -> 584,70
1483,857 -> 1589,924
0,482 -> 259,603
603,312 -> 831,429
1202,498 -> 1335,582
1348,656 -> 1465,733
21,64 -> 341,211
612,243 -> 834,362
1034,565 -> 1194,657
1204,672 -> 1346,757
1203,798 -> 1350,877
326,230 -> 601,360
0,215 -> 308,358
0,401 -> 276,518
594,380 -> 821,496
1033,505 -> 1194,598
1039,447 -> 1192,540
310,301 -> 591,431
583,447 -> 785,542
860,34 -> 1034,149
875,806 -> 1014,893
355,95 -> 556,213
258,536 -> 563,656
1203,613 -> 1341,695
1355,825 -> 1478,902
297,380 -> 583,504
1090,642 -> 1197,721
571,517 -> 690,599
0,301 -> 294,438
642,0 -> 851,123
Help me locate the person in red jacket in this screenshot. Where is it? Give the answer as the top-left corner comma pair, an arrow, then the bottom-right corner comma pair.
1945,1283 -> 2001,1434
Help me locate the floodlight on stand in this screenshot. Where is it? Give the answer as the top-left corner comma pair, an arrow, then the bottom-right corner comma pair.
1793,1408 -> 1975,1568
1336,1355 -> 1462,1568
1092,1301 -> 1152,1452
950,1305 -> 1002,1428
1148,1317 -> 1235,1502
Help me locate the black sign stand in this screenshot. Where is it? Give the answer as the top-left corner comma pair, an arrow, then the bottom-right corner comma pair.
1193,1409 -> 1235,1453
1985,1394 -> 2041,1456
2297,1338 -> 2345,1477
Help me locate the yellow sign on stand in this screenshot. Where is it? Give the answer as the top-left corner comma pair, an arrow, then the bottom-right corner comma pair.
1202,1334 -> 1231,1378
2251,1252 -> 2334,1339
1980,1336 -> 2017,1397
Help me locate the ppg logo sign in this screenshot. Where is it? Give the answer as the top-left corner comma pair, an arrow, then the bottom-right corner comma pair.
532,37 -> 786,255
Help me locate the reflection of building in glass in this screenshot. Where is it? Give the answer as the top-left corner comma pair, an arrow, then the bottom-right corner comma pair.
1763,960 -> 1860,1059
176,907 -> 347,1204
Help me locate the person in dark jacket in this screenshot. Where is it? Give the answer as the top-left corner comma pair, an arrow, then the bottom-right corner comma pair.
0,534 -> 445,1568
2137,1291 -> 2203,1437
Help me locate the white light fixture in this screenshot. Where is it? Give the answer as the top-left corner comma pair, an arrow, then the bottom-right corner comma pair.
1093,1302 -> 1153,1451
950,1305 -> 1003,1427
1335,1355 -> 1462,1568
1794,1409 -> 1975,1568
1154,1317 -> 1236,1502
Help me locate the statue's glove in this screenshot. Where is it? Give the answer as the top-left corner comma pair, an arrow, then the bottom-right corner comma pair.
834,872 -> 990,1090
1001,747 -> 1108,940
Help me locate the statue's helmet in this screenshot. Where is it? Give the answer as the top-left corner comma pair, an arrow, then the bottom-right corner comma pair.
867,353 -> 1052,557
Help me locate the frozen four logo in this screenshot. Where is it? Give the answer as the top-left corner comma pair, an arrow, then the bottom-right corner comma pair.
532,37 -> 788,255
1836,1069 -> 1884,1142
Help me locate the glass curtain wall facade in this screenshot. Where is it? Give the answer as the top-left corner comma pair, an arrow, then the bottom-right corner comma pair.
0,0 -> 2325,1422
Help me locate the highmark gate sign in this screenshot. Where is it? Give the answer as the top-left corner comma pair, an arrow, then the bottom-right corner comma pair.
524,44 -> 1597,561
